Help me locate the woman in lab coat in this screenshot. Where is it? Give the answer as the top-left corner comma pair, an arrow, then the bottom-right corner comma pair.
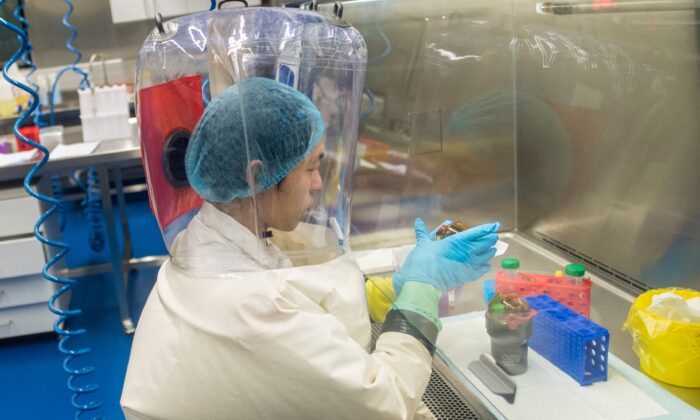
121,78 -> 499,419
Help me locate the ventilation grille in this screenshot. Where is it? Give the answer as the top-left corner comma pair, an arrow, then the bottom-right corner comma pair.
537,233 -> 649,294
371,323 -> 482,419
423,371 -> 481,419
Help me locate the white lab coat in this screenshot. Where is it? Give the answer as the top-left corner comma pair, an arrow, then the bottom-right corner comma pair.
121,202 -> 435,419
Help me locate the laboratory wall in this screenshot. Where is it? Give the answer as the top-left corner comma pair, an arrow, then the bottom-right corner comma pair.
25,1 -> 265,74
24,0 -> 698,292
343,0 -> 517,249
25,1 -> 150,75
514,1 -> 700,292
21,0 -> 517,249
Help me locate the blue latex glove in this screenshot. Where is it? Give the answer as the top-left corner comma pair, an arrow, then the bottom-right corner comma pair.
393,218 -> 500,295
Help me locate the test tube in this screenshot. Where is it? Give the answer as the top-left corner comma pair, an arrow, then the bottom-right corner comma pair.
436,221 -> 470,310
564,263 -> 586,286
501,258 -> 520,280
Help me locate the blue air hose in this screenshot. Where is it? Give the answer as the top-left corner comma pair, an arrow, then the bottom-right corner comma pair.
361,86 -> 377,119
67,170 -> 106,253
202,78 -> 211,107
0,3 -> 102,419
49,0 -> 90,126
367,20 -> 391,65
47,0 -> 105,254
202,2 -> 217,105
51,175 -> 67,233
204,1 -> 215,105
84,168 -> 105,253
17,0 -> 60,235
13,0 -> 45,127
361,19 -> 391,119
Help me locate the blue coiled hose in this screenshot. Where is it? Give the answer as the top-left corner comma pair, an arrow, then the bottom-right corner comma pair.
46,0 -> 105,255
68,171 -> 105,253
13,0 -> 45,127
203,0 -> 215,105
49,0 -> 90,126
0,3 -> 102,419
17,0 -> 61,237
84,168 -> 105,253
50,175 -> 67,233
361,17 -> 392,119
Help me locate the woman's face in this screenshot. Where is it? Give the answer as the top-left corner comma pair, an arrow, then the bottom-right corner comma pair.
260,142 -> 325,231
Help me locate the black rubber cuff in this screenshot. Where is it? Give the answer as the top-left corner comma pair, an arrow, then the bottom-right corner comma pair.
380,309 -> 438,356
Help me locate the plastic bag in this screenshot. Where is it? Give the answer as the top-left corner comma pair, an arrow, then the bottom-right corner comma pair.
624,288 -> 700,388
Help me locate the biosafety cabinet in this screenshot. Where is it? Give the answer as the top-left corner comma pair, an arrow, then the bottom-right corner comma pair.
1,0 -> 696,416
334,0 -> 700,416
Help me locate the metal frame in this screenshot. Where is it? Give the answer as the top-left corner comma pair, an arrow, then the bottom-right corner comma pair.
96,165 -> 134,333
1,136 -> 149,335
537,1 -> 699,15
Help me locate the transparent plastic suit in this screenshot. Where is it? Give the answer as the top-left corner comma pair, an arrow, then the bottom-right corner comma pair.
122,7 -> 435,419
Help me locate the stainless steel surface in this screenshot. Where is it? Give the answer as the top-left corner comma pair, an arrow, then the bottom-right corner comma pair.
538,0 -> 699,15
61,183 -> 149,203
445,232 -> 700,410
346,0 -> 699,405
25,0 -> 152,72
114,169 -> 133,263
341,0 -> 516,246
53,256 -> 167,279
0,136 -> 140,182
97,165 -> 134,335
515,0 -> 700,292
342,0 -> 700,291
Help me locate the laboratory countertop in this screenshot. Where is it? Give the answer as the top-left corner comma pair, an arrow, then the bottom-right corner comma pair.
444,233 -> 700,415
354,232 -> 700,414
0,137 -> 141,183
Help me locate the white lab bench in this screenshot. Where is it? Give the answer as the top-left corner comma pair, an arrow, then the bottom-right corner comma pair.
353,232 -> 700,416
0,126 -> 162,337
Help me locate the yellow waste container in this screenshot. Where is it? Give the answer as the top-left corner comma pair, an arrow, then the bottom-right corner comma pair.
625,288 -> 700,388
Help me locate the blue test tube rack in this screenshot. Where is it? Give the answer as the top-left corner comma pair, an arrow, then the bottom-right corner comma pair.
525,294 -> 609,385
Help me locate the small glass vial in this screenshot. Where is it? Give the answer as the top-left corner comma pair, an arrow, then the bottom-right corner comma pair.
565,263 -> 586,286
501,258 -> 520,281
435,222 -> 470,310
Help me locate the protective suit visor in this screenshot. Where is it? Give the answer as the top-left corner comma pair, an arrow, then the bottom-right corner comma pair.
155,8 -> 366,271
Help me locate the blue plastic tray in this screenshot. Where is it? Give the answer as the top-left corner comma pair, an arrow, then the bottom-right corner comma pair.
526,294 -> 609,385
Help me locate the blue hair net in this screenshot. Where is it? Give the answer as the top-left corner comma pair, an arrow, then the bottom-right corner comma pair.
186,77 -> 324,203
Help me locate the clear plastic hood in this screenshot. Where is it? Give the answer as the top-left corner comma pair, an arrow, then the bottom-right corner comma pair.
135,7 -> 367,272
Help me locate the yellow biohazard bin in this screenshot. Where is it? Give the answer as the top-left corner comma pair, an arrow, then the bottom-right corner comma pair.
625,288 -> 700,388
